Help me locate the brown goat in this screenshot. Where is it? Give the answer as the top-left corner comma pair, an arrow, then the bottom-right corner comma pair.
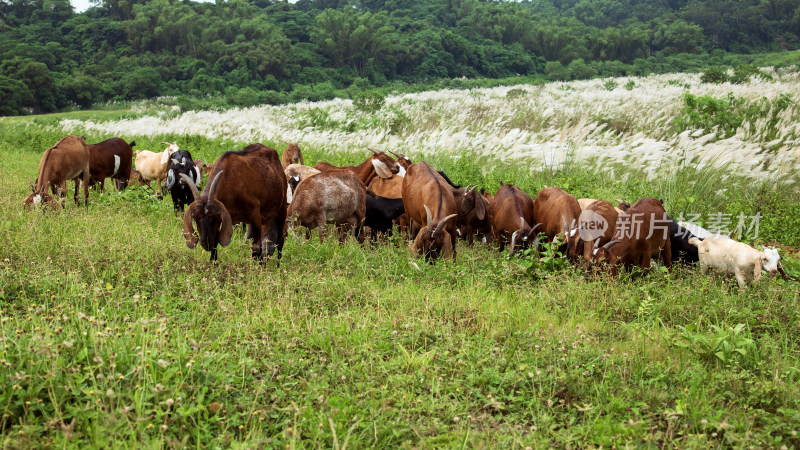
402,162 -> 459,262
288,170 -> 366,242
388,150 -> 413,169
181,144 -> 287,262
314,149 -> 398,185
24,135 -> 90,209
533,187 -> 582,245
566,200 -> 619,265
589,197 -> 672,276
281,141 -> 304,169
457,186 -> 492,245
487,184 -> 538,255
87,138 -> 134,191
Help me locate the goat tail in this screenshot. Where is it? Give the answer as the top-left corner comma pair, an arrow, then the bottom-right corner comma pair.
129,140 -> 136,148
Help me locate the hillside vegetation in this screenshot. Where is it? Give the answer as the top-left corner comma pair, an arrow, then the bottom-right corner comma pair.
2,0 -> 800,114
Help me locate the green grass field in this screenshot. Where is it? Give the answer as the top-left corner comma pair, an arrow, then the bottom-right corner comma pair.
1,119 -> 799,448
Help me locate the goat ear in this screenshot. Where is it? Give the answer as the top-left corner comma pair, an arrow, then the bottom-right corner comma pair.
299,154 -> 305,165
160,148 -> 170,165
372,159 -> 392,179
218,202 -> 233,247
475,195 -> 486,220
182,205 -> 199,249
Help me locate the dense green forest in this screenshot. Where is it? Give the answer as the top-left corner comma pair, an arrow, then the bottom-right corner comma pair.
1,0 -> 799,115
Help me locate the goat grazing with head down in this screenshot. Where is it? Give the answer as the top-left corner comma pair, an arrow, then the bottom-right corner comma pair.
690,237 -> 788,288
533,187 -> 582,249
165,149 -> 202,213
402,162 -> 459,262
456,185 -> 492,245
134,142 -> 179,197
288,170 -> 367,242
181,144 -> 287,262
589,197 -> 672,276
566,200 -> 618,266
24,135 -> 91,209
487,183 -> 539,255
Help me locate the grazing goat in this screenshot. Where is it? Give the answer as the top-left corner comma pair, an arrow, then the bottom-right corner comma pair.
668,218 -> 702,265
590,197 -> 672,276
181,144 -> 286,262
313,148 -> 397,185
24,135 -> 90,209
457,186 -> 492,245
365,196 -> 406,239
402,162 -> 459,262
533,187 -> 582,246
134,142 -> 179,197
566,200 -> 618,265
388,150 -> 413,169
281,141 -> 304,169
288,170 -> 366,242
487,184 -> 538,255
285,163 -> 321,186
87,138 -> 135,191
165,149 -> 202,213
689,237 -> 788,287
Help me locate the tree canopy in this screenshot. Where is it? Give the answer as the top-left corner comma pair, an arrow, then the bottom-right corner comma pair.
0,0 -> 798,114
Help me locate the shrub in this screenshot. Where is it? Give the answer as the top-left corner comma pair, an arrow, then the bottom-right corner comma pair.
700,65 -> 728,84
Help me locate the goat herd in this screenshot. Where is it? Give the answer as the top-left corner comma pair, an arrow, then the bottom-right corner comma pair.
24,135 -> 791,288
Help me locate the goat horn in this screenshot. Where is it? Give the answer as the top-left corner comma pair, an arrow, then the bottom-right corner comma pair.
603,240 -> 622,250
159,142 -> 171,146
777,261 -> 790,281
433,213 -> 458,235
424,204 -> 433,228
388,150 -> 403,158
531,223 -> 542,233
593,238 -> 601,248
208,170 -> 223,200
180,173 -> 201,202
615,198 -> 624,204
519,216 -> 525,231
562,216 -> 569,233
367,147 -> 380,154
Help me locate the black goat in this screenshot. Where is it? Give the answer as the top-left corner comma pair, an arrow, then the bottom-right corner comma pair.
165,149 -> 201,213
668,217 -> 701,265
365,195 -> 406,239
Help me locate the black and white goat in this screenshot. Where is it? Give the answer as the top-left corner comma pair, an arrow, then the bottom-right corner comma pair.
165,149 -> 202,213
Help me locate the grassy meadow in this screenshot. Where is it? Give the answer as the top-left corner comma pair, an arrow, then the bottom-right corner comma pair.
2,74 -> 800,447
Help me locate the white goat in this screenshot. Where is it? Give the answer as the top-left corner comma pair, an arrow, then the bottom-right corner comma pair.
134,142 -> 179,196
689,236 -> 786,288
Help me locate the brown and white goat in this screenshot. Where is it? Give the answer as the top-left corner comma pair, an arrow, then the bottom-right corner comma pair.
533,187 -> 582,246
134,142 -> 179,196
284,163 -> 321,190
402,162 -> 459,262
181,144 -> 287,262
487,184 -> 539,255
288,170 -> 366,242
281,141 -> 304,169
313,148 -> 398,186
87,138 -> 134,191
589,197 -> 672,276
24,135 -> 90,209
